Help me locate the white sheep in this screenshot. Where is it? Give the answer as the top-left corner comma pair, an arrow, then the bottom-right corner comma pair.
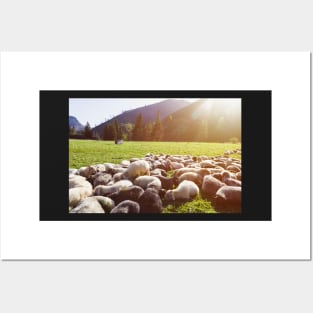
93,179 -> 133,196
215,186 -> 241,212
121,160 -> 150,180
70,196 -> 114,213
134,175 -> 162,191
93,164 -> 106,172
69,175 -> 93,208
201,175 -> 225,196
120,160 -> 130,168
69,168 -> 78,176
69,175 -> 88,188
164,180 -> 199,201
178,172 -> 202,186
69,185 -> 93,208
170,161 -> 184,170
200,160 -> 216,168
70,198 -> 102,213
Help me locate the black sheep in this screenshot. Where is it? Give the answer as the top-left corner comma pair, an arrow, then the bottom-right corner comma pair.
138,188 -> 163,213
108,186 -> 144,205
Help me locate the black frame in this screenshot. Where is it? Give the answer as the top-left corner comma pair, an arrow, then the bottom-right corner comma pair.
40,91 -> 271,221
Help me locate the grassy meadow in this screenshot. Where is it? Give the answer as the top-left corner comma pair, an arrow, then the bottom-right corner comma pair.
69,139 -> 241,168
69,139 -> 241,214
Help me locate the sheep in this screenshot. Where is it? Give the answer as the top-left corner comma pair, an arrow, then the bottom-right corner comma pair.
94,179 -> 133,196
150,168 -> 167,177
222,171 -> 241,187
69,168 -> 78,176
226,165 -> 241,173
90,172 -> 112,187
200,160 -> 216,168
164,180 -> 199,201
173,167 -> 195,178
222,170 -> 242,187
78,166 -> 97,178
70,196 -> 115,213
214,161 -> 226,168
182,157 -> 194,166
170,161 -> 184,170
110,200 -> 140,214
69,188 -> 92,209
158,188 -> 167,199
178,172 -> 203,186
112,167 -> 127,175
120,160 -> 130,168
69,175 -> 88,188
93,196 -> 116,212
152,158 -> 172,171
221,170 -> 238,181
112,172 -> 124,183
94,164 -> 106,172
121,160 -> 150,180
153,175 -> 177,190
69,175 -> 93,208
138,188 -> 163,213
215,186 -> 241,213
103,163 -> 116,174
173,167 -> 211,179
133,175 -> 162,191
201,175 -> 225,197
212,173 -> 223,182
130,157 -> 140,163
70,197 -> 105,213
108,185 -> 144,205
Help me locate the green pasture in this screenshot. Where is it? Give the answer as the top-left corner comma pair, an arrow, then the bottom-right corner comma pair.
69,139 -> 241,168
69,139 -> 241,214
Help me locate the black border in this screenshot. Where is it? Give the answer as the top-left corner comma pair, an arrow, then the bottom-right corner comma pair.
40,91 -> 271,221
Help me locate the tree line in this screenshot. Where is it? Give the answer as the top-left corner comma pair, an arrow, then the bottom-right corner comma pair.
69,111 -> 241,143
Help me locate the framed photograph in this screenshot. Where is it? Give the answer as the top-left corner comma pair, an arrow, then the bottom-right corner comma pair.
0,52 -> 310,260
40,90 -> 271,221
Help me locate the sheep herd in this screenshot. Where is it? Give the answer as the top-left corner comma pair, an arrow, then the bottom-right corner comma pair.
69,149 -> 242,214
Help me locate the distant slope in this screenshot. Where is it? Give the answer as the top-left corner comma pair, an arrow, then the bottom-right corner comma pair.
69,116 -> 84,131
162,99 -> 241,142
92,99 -> 190,135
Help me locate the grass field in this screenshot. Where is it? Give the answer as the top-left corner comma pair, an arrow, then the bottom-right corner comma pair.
69,139 -> 241,168
69,139 -> 241,214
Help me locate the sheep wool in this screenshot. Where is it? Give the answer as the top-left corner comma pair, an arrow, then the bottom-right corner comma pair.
122,160 -> 150,180
70,197 -> 106,213
94,179 -> 133,196
110,200 -> 140,214
164,180 -> 199,201
134,175 -> 162,191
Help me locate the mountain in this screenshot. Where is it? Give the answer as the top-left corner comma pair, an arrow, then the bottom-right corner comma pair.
92,99 -> 190,135
69,116 -> 84,131
161,99 -> 241,142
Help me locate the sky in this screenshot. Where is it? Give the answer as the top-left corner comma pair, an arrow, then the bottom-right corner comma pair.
69,98 -> 199,127
69,98 -> 241,127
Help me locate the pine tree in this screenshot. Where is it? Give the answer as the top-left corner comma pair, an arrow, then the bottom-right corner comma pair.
103,124 -> 114,140
113,119 -> 123,143
151,111 -> 163,141
132,113 -> 144,141
162,115 -> 173,141
84,122 -> 93,139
